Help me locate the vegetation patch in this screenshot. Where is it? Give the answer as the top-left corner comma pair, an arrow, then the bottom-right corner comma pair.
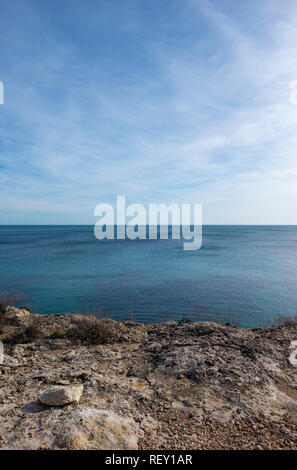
4,322 -> 43,344
68,317 -> 116,345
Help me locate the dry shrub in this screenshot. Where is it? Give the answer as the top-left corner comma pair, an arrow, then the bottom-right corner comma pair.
68,316 -> 115,345
192,306 -> 243,327
0,293 -> 24,334
274,314 -> 297,327
66,306 -> 117,344
4,322 -> 43,344
78,307 -> 115,320
0,292 -> 23,315
179,315 -> 192,324
0,291 -> 33,319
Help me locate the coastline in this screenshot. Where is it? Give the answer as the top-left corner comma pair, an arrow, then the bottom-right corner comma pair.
0,307 -> 297,450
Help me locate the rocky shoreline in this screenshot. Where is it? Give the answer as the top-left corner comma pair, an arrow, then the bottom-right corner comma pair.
0,307 -> 297,450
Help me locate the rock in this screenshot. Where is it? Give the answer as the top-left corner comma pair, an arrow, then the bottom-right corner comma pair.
3,354 -> 19,367
289,341 -> 297,366
5,306 -> 31,319
140,415 -> 159,431
2,306 -> 32,329
0,407 -> 140,450
56,408 -> 140,450
1,316 -> 297,450
146,341 -> 162,353
0,341 -> 3,364
40,385 -> 83,406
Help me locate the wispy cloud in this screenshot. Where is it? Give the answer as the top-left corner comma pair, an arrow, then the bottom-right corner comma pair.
0,0 -> 297,223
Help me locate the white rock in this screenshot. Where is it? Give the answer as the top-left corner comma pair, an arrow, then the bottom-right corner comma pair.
40,385 -> 83,406
0,407 -> 140,450
3,354 -> 19,367
0,341 -> 3,364
289,340 -> 297,366
58,408 -> 140,449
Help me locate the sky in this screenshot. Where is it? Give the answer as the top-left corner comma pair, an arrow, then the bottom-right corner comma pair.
0,0 -> 297,224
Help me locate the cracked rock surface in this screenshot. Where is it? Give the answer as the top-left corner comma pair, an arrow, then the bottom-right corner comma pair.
0,309 -> 297,449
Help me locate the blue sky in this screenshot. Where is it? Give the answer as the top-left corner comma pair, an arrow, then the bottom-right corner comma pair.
0,0 -> 297,224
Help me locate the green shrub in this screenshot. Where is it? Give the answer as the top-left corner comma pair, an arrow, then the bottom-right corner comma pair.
50,331 -> 69,339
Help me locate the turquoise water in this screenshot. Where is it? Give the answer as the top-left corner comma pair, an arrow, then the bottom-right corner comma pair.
0,225 -> 296,327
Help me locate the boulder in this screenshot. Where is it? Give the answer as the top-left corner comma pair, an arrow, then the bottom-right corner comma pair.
40,385 -> 83,406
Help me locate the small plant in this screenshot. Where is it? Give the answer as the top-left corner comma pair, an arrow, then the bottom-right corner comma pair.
127,309 -> 135,322
0,291 -> 32,318
76,306 -> 115,320
274,314 -> 297,327
0,293 -> 18,317
24,323 -> 42,341
5,322 -> 43,344
0,292 -> 21,328
50,331 -> 68,339
68,317 -> 115,345
193,306 -> 202,322
179,315 -> 192,324
193,306 -> 213,323
0,303 -> 6,316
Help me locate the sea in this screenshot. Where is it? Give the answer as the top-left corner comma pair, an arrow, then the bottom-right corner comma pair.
0,225 -> 296,327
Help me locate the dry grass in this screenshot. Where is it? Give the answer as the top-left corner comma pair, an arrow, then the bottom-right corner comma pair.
0,292 -> 23,315
75,306 -> 115,319
68,316 -> 115,344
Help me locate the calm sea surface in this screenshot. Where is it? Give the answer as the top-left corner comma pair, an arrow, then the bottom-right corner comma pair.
0,225 -> 296,327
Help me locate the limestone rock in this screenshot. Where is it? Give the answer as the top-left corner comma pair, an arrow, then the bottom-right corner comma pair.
1,317 -> 297,450
5,306 -> 31,318
140,415 -> 159,431
289,340 -> 297,366
57,408 -> 140,450
40,385 -> 83,406
3,354 -> 19,367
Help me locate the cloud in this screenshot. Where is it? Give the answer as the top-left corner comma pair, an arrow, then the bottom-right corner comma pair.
0,0 -> 297,223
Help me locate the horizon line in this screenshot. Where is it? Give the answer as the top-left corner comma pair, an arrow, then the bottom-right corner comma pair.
0,224 -> 297,227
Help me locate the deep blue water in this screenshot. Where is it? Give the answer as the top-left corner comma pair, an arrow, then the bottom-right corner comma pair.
0,225 -> 296,327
